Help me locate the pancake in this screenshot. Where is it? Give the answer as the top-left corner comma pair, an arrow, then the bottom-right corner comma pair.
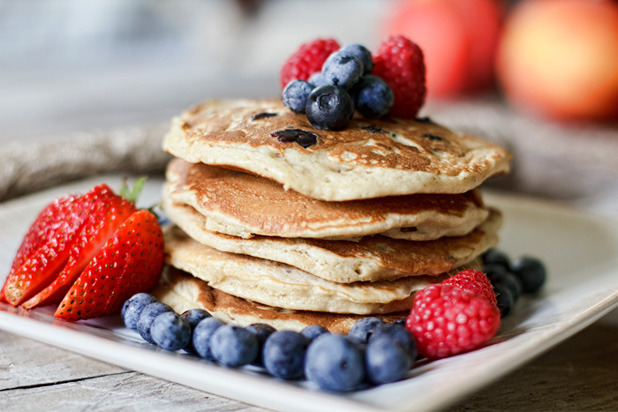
162,197 -> 502,283
154,267 -> 407,333
162,99 -> 510,201
164,226 -> 445,314
165,158 -> 489,241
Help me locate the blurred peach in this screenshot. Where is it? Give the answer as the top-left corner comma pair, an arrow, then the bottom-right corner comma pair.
496,0 -> 618,121
383,0 -> 503,97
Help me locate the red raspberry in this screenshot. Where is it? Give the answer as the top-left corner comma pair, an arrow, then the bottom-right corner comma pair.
280,38 -> 340,90
406,284 -> 500,359
442,269 -> 497,307
372,35 -> 426,118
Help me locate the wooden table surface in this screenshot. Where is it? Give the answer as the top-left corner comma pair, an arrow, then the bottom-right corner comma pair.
1,309 -> 616,412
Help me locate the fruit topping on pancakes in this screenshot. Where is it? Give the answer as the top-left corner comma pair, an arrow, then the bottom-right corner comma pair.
280,35 -> 426,130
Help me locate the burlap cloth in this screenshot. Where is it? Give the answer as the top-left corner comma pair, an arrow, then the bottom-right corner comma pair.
0,98 -> 615,206
0,123 -> 171,202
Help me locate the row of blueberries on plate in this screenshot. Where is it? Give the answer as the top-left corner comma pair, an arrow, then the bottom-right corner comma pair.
122,294 -> 418,392
121,248 -> 545,392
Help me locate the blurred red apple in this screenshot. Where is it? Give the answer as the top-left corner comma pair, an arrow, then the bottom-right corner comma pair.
383,0 -> 503,98
496,0 -> 618,121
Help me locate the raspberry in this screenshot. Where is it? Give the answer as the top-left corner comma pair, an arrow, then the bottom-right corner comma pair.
372,35 -> 426,118
406,284 -> 500,359
442,269 -> 497,307
280,38 -> 340,90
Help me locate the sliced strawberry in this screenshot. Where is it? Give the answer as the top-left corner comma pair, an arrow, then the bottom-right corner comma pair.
3,178 -> 164,320
2,224 -> 75,305
1,193 -> 93,305
21,189 -> 136,309
1,195 -> 79,303
10,195 -> 76,271
2,184 -> 133,306
54,209 -> 164,321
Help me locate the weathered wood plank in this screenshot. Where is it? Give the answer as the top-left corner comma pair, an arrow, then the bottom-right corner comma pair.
0,371 -> 269,412
446,323 -> 618,411
0,332 -> 124,390
0,331 -> 270,412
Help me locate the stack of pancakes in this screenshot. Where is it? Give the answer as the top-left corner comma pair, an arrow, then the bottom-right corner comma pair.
155,99 -> 510,333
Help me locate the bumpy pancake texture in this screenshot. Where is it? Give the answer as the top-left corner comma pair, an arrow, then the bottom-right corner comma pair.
163,226 -> 432,314
165,158 -> 490,241
163,99 -> 511,201
154,267 -> 407,334
158,98 -> 511,330
162,197 -> 501,283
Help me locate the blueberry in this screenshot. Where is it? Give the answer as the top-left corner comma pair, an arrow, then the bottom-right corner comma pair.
301,325 -> 328,342
365,337 -> 413,384
308,71 -> 328,87
246,323 -> 276,366
322,50 -> 364,89
263,330 -> 308,380
121,293 -> 158,330
483,248 -> 512,270
136,302 -> 174,344
282,79 -> 314,113
340,43 -> 374,74
392,318 -> 407,327
271,128 -> 318,148
181,308 -> 211,328
305,334 -> 365,392
369,324 -> 417,359
482,262 -> 510,277
351,75 -> 393,118
348,316 -> 384,343
305,85 -> 354,131
150,311 -> 192,351
192,317 -> 225,361
210,325 -> 258,367
494,283 -> 514,318
345,335 -> 367,353
180,309 -> 211,353
180,308 -> 211,329
512,256 -> 546,294
485,266 -> 522,301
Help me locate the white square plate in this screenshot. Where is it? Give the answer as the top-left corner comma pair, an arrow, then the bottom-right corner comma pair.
1,176 -> 617,412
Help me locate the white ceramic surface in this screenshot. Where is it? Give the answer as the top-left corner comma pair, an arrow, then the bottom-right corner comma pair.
1,176 -> 617,412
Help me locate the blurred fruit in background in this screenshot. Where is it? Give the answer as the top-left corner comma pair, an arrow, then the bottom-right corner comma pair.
496,0 -> 618,121
383,0 -> 504,98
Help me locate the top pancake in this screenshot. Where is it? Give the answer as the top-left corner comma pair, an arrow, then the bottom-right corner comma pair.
163,99 -> 511,201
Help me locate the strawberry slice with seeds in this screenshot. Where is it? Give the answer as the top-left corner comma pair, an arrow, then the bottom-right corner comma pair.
21,188 -> 136,309
1,195 -> 78,303
54,209 -> 164,321
3,225 -> 74,305
1,192 -> 97,305
8,195 -> 77,273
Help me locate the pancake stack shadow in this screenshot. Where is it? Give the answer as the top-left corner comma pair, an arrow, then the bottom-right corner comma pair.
155,99 -> 511,333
